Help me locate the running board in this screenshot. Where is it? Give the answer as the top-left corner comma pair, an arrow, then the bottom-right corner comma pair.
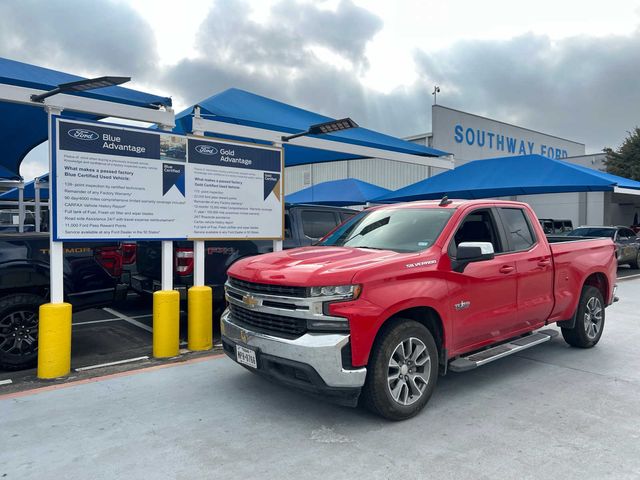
448,329 -> 558,373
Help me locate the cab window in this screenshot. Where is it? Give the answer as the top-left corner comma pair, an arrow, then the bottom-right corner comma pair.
499,208 -> 536,251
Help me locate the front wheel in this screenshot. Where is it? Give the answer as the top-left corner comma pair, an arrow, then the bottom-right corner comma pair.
561,285 -> 605,348
0,294 -> 43,370
361,319 -> 439,421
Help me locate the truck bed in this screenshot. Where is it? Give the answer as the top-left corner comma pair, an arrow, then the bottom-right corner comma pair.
548,237 -> 616,322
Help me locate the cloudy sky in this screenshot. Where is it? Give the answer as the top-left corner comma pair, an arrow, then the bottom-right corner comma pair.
1,0 -> 639,179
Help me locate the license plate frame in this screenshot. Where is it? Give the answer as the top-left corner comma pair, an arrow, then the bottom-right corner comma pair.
235,344 -> 258,369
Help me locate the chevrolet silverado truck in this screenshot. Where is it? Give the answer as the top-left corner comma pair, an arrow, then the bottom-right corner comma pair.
0,233 -> 133,370
221,199 -> 618,420
131,204 -> 356,318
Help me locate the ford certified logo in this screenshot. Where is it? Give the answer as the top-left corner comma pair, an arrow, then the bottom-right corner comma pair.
68,128 -> 99,141
195,144 -> 218,155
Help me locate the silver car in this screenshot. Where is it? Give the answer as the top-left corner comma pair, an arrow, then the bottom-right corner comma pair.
567,226 -> 640,268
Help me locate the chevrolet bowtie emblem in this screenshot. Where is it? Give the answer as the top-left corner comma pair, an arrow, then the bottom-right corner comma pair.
242,294 -> 260,308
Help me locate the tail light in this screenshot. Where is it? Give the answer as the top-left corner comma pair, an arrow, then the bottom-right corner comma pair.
121,242 -> 137,265
95,246 -> 123,277
175,248 -> 194,276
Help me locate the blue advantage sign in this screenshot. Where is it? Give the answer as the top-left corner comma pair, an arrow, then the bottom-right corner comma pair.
52,118 -> 283,241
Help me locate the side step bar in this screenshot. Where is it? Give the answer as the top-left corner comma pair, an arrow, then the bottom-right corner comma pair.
448,329 -> 559,373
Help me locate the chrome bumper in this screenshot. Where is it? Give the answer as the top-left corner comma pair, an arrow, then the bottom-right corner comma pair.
221,309 -> 366,389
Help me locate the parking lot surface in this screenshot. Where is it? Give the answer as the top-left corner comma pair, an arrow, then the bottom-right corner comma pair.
1,278 -> 639,479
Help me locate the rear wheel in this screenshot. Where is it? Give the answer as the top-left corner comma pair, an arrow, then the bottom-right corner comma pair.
361,319 -> 439,421
561,286 -> 605,348
629,251 -> 640,269
0,294 -> 43,370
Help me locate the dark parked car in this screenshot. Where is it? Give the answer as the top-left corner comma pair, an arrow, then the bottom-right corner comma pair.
567,226 -> 640,268
0,234 -> 133,370
539,218 -> 573,235
131,204 -> 357,318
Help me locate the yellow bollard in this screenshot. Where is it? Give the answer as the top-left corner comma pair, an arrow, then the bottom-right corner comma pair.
37,302 -> 72,379
187,285 -> 213,351
153,290 -> 180,358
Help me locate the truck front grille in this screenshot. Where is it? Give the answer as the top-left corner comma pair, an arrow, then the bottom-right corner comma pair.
228,277 -> 308,298
228,303 -> 307,339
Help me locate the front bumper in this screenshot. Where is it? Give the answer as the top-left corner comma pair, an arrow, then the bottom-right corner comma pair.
221,309 -> 366,406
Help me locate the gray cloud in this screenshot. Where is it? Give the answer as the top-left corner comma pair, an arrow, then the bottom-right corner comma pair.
414,30 -> 640,151
162,0 -> 428,135
3,0 -> 639,160
0,0 -> 158,78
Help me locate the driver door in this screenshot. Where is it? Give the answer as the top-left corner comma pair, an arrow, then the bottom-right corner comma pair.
445,208 -> 518,354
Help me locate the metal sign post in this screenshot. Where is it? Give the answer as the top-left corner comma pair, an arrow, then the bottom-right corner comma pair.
37,106 -> 72,379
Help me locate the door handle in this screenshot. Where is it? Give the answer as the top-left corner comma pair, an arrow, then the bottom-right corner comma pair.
537,259 -> 551,267
499,265 -> 514,274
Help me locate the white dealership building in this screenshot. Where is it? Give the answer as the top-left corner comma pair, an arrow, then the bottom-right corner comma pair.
285,105 -> 638,228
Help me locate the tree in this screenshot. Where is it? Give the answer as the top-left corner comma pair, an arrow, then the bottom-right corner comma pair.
604,127 -> 640,181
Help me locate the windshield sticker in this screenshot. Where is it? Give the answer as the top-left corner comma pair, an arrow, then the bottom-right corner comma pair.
405,259 -> 437,268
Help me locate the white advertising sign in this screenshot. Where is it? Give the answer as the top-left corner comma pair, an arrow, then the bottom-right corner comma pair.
52,118 -> 283,241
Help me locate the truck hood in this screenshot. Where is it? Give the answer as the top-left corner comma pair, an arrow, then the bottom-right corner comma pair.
228,246 -> 410,286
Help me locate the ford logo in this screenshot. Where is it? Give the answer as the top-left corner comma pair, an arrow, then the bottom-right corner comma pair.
68,128 -> 99,141
195,144 -> 218,155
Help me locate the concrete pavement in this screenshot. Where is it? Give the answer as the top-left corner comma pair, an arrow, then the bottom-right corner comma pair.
2,279 -> 640,480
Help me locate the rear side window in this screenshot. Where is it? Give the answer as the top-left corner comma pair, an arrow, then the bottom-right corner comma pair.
500,208 -> 536,251
301,210 -> 339,240
619,229 -> 636,239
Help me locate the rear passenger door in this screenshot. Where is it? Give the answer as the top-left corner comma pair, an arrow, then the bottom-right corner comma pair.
497,207 -> 554,331
616,228 -> 637,262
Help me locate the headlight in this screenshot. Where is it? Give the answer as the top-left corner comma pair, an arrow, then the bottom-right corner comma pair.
309,284 -> 361,299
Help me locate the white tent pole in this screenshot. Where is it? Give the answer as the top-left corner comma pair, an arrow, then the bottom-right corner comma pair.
47,106 -> 64,303
17,182 -> 25,233
272,139 -> 284,253
192,107 -> 206,286
34,179 -> 41,232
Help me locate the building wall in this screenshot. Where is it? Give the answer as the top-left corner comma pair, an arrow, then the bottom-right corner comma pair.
285,158 -> 432,194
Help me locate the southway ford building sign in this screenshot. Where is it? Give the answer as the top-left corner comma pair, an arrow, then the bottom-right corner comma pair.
431,105 -> 586,164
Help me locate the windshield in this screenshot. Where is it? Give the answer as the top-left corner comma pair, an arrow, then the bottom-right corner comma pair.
567,227 -> 616,239
318,207 -> 455,253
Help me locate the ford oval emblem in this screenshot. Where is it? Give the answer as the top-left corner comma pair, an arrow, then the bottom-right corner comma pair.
68,128 -> 99,141
195,144 -> 218,155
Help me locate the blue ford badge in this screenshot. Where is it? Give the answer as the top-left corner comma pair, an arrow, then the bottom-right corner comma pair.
195,144 -> 218,155
68,128 -> 99,141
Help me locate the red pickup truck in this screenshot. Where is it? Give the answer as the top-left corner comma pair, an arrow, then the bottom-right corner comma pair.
221,200 -> 618,420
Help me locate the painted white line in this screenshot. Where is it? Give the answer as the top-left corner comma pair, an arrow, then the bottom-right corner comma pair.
0,379 -> 12,386
74,356 -> 149,372
102,307 -> 153,333
618,273 -> 640,281
131,314 -> 153,319
73,317 -> 121,326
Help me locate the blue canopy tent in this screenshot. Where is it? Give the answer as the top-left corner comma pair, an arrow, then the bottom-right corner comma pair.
286,178 -> 391,206
0,57 -> 172,180
375,154 -> 640,202
0,57 -> 173,234
173,88 -> 449,166
0,174 -> 49,200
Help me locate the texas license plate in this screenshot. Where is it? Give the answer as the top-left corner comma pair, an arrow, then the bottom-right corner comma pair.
236,345 -> 257,369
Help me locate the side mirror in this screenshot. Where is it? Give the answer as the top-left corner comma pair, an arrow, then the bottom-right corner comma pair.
452,242 -> 495,273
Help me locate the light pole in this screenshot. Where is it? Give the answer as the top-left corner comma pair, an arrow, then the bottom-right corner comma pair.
432,85 -> 440,105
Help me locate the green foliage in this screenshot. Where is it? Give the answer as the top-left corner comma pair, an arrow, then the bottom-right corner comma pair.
604,127 -> 640,181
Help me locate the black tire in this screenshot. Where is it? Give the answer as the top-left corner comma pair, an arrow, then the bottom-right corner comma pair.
361,319 -> 439,421
629,251 -> 640,269
561,286 -> 605,348
0,294 -> 44,370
